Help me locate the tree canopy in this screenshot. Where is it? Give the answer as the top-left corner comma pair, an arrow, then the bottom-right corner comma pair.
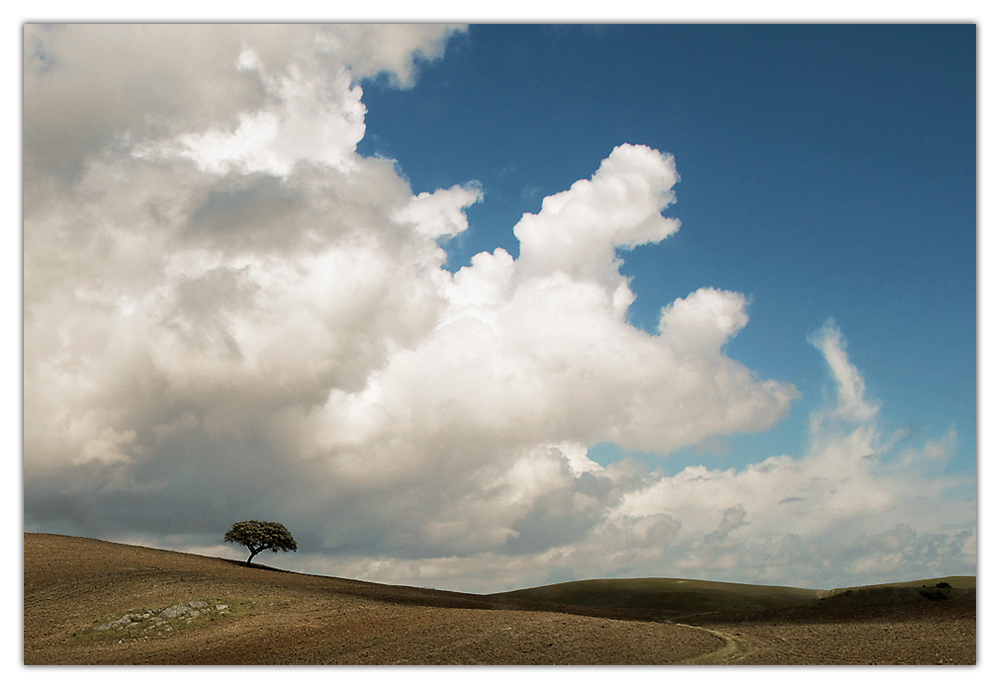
224,520 -> 297,565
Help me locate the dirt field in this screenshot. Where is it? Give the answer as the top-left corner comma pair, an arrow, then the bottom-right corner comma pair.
23,533 -> 975,665
672,593 -> 977,665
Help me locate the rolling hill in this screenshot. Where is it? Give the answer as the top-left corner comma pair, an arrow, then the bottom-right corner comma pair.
488,574 -> 975,618
488,577 -> 824,615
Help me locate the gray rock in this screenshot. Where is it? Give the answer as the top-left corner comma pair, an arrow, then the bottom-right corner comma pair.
160,604 -> 193,619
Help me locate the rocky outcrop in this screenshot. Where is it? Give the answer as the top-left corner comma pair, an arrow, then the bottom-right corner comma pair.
94,601 -> 229,634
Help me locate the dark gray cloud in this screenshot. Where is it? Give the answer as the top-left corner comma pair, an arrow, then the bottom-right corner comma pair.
184,175 -> 307,251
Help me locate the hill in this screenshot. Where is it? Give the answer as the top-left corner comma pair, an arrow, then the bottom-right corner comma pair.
489,574 -> 975,618
23,533 -> 720,664
24,533 -> 975,664
487,577 -> 823,616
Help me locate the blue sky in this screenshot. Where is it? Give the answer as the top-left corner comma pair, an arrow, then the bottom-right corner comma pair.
359,24 -> 977,476
22,22 -> 977,594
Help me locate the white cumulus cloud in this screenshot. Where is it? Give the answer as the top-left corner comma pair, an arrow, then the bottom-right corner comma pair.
22,24 -> 974,594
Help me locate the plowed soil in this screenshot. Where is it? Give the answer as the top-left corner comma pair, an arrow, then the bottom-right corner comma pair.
23,533 -> 975,665
670,593 -> 977,665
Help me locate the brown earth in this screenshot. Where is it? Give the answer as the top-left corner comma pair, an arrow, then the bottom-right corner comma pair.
669,591 -> 977,665
23,533 -> 720,665
23,533 -> 975,665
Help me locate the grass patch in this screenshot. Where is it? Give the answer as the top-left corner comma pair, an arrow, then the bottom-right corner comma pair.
492,575 -> 976,617
489,577 -> 821,615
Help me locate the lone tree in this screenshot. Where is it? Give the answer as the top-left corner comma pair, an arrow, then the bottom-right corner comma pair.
225,520 -> 297,565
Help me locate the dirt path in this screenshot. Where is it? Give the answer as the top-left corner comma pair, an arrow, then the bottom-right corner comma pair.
672,624 -> 754,665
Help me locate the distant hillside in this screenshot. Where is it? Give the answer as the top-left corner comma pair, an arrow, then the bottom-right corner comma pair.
814,577 -> 976,609
487,577 -> 822,615
488,574 -> 976,617
826,576 -> 976,596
